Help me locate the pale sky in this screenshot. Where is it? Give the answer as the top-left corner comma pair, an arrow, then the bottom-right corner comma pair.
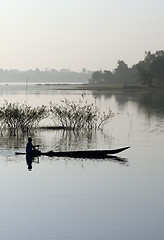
0,0 -> 164,72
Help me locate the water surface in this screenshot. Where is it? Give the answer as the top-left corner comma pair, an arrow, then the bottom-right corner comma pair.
0,83 -> 164,239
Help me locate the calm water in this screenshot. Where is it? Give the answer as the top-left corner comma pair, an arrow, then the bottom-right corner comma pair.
0,83 -> 164,240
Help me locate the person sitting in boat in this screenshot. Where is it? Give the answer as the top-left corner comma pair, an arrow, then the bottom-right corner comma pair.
26,137 -> 41,156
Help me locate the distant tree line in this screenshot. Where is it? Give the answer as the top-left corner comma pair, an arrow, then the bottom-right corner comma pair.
89,50 -> 164,87
1,50 -> 164,86
0,68 -> 93,83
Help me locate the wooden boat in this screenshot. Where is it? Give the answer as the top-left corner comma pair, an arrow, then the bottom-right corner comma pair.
15,146 -> 130,158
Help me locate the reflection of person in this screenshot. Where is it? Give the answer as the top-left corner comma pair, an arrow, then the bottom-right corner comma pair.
26,154 -> 40,171
26,154 -> 33,171
26,137 -> 41,156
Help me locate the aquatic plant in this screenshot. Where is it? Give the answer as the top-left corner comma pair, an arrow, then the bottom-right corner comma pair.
49,98 -> 115,131
0,101 -> 47,136
0,98 -> 115,136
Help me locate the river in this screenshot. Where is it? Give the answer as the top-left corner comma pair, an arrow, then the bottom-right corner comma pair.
0,83 -> 164,240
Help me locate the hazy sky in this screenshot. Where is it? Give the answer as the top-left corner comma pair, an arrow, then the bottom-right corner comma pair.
0,0 -> 164,71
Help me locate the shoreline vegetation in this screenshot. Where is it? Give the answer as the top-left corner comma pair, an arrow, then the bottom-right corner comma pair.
36,82 -> 164,92
1,81 -> 164,91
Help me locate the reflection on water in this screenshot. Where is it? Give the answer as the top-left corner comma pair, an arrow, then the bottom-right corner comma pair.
0,84 -> 164,240
0,130 -> 129,172
92,89 -> 164,135
40,129 -> 114,152
26,155 -> 39,171
25,154 -> 128,171
92,89 -> 164,118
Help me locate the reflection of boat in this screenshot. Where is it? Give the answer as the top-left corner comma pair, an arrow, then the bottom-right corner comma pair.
15,146 -> 130,158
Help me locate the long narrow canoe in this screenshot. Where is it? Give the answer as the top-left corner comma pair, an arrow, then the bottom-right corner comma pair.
42,146 -> 130,158
15,146 -> 130,158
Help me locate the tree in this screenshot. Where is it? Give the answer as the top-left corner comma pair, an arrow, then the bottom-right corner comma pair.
90,71 -> 103,83
103,70 -> 115,83
114,60 -> 129,84
136,50 -> 164,87
81,68 -> 86,74
150,56 -> 164,86
136,60 -> 152,86
136,51 -> 155,87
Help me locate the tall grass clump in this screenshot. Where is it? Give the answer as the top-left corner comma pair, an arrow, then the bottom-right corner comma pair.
0,101 -> 47,136
50,98 -> 115,131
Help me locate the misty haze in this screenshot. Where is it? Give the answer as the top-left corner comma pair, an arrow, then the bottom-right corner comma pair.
0,1 -> 164,240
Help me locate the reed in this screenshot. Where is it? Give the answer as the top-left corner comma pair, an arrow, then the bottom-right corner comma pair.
0,98 -> 115,136
50,98 -> 115,131
0,101 -> 47,136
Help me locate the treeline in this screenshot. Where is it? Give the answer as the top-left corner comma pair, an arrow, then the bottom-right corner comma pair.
89,50 -> 164,87
1,50 -> 164,86
0,68 -> 93,83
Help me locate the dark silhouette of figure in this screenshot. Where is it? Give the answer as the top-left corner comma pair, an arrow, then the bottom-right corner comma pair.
26,137 -> 41,156
26,154 -> 40,171
26,154 -> 33,171
26,137 -> 41,171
